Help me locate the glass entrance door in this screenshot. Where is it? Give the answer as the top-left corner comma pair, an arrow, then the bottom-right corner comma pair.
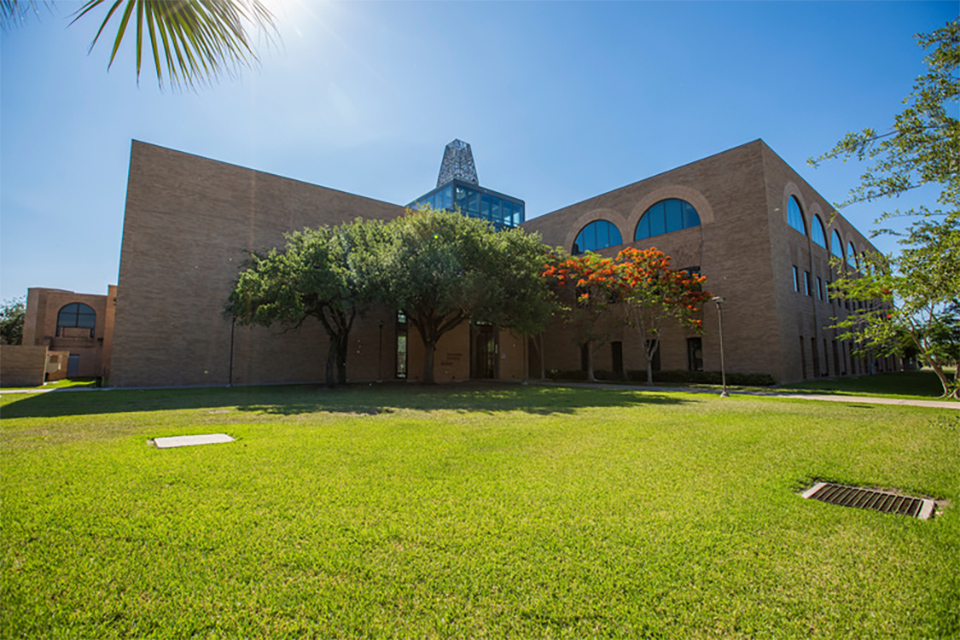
471,324 -> 497,379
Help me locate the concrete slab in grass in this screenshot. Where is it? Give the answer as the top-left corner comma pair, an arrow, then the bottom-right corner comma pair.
154,434 -> 234,449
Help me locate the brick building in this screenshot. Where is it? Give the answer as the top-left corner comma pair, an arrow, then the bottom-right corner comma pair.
26,138 -> 891,388
21,286 -> 117,379
523,139 -> 894,382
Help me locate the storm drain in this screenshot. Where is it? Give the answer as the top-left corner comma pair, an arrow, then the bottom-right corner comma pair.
801,482 -> 935,520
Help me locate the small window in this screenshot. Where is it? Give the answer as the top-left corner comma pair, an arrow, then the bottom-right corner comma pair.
804,271 -> 812,296
635,198 -> 701,241
788,196 -> 806,235
56,303 -> 96,338
574,220 -> 623,255
847,242 -> 857,269
793,266 -> 800,293
817,276 -> 823,301
812,215 -> 827,248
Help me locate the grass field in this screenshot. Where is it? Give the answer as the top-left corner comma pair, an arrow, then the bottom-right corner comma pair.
775,370 -> 957,400
1,384 -> 957,638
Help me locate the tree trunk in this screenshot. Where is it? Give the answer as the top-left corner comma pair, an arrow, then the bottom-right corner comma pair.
422,341 -> 436,384
647,360 -> 654,385
324,338 -> 336,387
336,332 -> 349,385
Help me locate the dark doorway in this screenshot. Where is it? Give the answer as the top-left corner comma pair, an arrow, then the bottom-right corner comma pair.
687,338 -> 703,372
611,341 -> 623,378
67,354 -> 80,377
471,324 -> 497,379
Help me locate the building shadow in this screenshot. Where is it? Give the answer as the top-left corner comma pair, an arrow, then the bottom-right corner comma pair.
0,382 -> 690,420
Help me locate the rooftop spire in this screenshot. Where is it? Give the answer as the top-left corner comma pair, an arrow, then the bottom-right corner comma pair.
437,139 -> 478,188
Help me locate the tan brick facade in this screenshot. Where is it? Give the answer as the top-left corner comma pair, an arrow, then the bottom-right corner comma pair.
105,139 -> 887,388
523,140 -> 886,383
20,287 -> 116,380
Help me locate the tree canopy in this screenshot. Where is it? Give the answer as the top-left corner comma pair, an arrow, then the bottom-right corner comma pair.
616,247 -> 710,384
0,297 -> 26,346
226,220 -> 384,387
375,206 -> 550,384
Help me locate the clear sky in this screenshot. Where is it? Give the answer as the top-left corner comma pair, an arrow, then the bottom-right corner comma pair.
1,0 -> 956,301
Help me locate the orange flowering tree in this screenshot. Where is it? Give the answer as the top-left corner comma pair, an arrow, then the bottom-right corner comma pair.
542,250 -> 628,381
615,247 -> 711,384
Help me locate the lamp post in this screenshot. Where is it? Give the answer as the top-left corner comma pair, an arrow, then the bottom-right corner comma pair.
712,296 -> 728,397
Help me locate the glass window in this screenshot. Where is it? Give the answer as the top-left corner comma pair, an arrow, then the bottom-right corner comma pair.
57,303 -> 96,337
812,215 -> 827,248
831,230 -> 844,260
635,199 -> 701,241
682,201 -> 700,228
665,199 -> 683,233
788,196 -> 806,235
574,220 -> 623,255
793,266 -> 800,292
804,271 -> 811,296
817,276 -> 823,301
648,202 -> 666,237
442,186 -> 453,210
847,242 -> 856,268
480,194 -> 490,219
467,190 -> 480,214
455,187 -> 467,211
492,198 -> 502,222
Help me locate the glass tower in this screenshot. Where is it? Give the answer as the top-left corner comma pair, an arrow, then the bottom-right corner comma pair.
408,140 -> 525,230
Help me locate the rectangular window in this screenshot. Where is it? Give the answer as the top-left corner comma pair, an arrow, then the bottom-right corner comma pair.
395,311 -> 407,379
817,276 -> 823,301
793,266 -> 800,293
804,271 -> 812,296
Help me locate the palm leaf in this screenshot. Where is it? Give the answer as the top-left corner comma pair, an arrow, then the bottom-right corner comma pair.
72,0 -> 277,90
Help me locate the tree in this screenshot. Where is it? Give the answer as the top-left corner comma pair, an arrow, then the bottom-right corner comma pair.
226,220 -> 384,387
376,206 -> 548,384
1,0 -> 277,90
831,216 -> 960,398
810,19 -> 959,398
616,247 -> 711,384
0,297 -> 26,345
542,251 -> 626,382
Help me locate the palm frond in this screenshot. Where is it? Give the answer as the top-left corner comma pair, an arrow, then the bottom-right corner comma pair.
72,0 -> 277,90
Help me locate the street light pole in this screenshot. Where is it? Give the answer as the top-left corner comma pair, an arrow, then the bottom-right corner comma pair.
712,296 -> 728,397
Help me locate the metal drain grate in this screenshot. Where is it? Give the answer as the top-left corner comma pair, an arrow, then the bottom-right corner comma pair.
802,482 -> 935,520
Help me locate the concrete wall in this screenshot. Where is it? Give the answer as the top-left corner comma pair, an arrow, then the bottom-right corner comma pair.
1,345 -> 47,387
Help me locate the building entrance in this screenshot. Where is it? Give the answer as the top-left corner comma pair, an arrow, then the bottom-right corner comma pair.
471,324 -> 497,379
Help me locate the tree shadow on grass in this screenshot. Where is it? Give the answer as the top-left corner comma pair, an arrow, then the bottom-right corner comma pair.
0,382 -> 691,420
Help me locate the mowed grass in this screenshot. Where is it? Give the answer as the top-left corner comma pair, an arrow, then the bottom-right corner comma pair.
1,384 -> 957,639
776,369 -> 956,400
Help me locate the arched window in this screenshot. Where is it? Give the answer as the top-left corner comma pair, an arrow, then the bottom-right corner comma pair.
847,242 -> 857,268
812,215 -> 827,248
634,199 -> 701,241
787,196 -> 806,235
573,220 -> 622,255
831,230 -> 844,261
57,303 -> 96,338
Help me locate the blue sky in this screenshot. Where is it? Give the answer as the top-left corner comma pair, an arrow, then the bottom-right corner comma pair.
1,0 -> 956,301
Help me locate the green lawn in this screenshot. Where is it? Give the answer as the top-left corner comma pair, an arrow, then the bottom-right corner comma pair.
1,385 -> 957,639
775,370 -> 956,400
